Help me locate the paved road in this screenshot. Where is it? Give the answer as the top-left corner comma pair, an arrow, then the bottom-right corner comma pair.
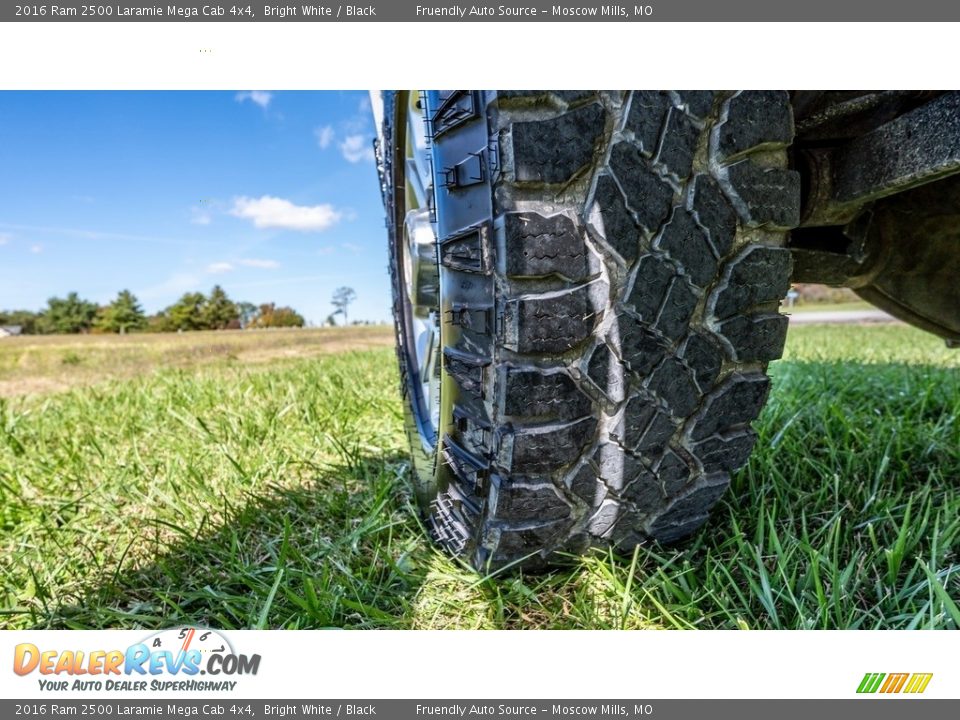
784,309 -> 898,324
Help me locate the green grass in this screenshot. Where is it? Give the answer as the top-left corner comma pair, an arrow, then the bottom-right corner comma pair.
1,324 -> 957,629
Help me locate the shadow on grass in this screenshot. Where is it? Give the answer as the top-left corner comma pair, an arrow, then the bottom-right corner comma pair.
34,451 -> 435,629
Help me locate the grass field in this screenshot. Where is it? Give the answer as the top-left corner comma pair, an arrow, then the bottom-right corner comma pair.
1,324 -> 957,630
0,326 -> 394,398
784,300 -> 874,313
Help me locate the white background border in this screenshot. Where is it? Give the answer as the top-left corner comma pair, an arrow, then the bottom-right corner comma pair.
0,22 -> 957,90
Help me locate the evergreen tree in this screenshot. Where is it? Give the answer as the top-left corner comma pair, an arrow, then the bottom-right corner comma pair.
95,290 -> 147,334
39,292 -> 98,334
165,292 -> 207,331
202,285 -> 239,329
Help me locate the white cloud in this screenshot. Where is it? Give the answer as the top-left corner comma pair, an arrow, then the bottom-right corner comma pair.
0,233 -> 10,246
238,258 -> 280,269
340,134 -> 375,163
341,242 -> 363,253
207,262 -> 234,274
30,244 -> 42,254
315,125 -> 335,149
229,195 -> 342,232
317,246 -> 335,256
235,91 -> 273,109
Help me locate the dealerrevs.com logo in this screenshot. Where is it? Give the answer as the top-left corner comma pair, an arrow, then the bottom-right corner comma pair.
857,673 -> 933,694
13,628 -> 261,692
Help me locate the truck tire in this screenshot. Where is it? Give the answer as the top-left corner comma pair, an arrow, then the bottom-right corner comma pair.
386,91 -> 800,571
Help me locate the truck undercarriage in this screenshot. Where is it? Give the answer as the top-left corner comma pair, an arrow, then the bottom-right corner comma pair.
789,91 -> 960,344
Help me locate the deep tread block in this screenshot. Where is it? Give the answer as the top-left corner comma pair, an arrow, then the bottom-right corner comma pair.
658,449 -> 693,495
591,175 -> 642,263
715,246 -> 792,319
654,276 -> 698,341
485,516 -> 576,563
610,142 -> 674,232
504,368 -> 592,420
504,284 -> 600,354
655,208 -> 718,287
622,471 -> 661,509
625,91 -> 671,156
718,91 -> 794,161
499,416 -> 598,474
648,474 -> 729,542
647,357 -> 701,418
719,313 -> 789,361
693,431 -> 758,473
489,479 -> 572,523
638,412 -> 677,455
512,103 -> 606,184
691,375 -> 770,441
681,332 -> 724,393
585,342 -> 625,401
627,254 -> 675,321
655,108 -> 699,180
724,161 -> 801,229
620,393 -> 678,453
505,212 -> 590,281
617,314 -> 671,375
691,174 -> 737,258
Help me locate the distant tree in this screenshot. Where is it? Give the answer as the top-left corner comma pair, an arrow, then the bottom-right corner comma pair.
95,290 -> 147,334
236,301 -> 259,329
0,309 -> 40,334
249,302 -> 305,328
201,285 -> 239,330
331,286 -> 357,325
164,292 -> 207,331
324,313 -> 338,327
39,292 -> 98,334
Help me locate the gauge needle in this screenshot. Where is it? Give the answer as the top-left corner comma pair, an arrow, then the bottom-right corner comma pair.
181,628 -> 195,653
176,628 -> 196,668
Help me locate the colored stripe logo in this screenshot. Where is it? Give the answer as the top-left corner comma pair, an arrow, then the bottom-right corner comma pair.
857,672 -> 933,694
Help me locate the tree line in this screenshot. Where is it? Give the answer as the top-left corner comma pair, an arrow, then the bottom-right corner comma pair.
0,286 -> 306,335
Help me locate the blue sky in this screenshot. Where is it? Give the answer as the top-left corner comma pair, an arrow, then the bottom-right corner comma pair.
0,90 -> 391,324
